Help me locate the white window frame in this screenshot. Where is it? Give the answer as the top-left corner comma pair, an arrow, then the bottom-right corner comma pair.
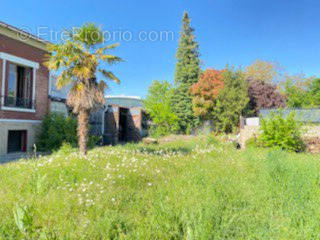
0,52 -> 39,113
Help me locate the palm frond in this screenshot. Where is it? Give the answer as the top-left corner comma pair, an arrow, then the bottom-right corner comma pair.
98,54 -> 123,64
56,70 -> 74,89
98,69 -> 120,83
98,81 -> 108,91
95,43 -> 120,55
71,23 -> 104,47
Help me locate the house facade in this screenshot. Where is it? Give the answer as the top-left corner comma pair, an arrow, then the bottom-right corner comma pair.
0,22 -> 49,155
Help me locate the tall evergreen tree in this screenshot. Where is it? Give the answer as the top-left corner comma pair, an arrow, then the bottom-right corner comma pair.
172,11 -> 201,133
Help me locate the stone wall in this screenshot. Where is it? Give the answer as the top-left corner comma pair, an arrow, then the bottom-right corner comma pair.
239,125 -> 260,148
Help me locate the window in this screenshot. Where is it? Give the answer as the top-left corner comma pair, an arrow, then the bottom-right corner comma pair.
5,63 -> 33,109
0,52 -> 39,112
7,130 -> 27,153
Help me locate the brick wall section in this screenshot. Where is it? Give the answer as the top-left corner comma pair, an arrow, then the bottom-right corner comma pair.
0,33 -> 49,120
127,107 -> 142,142
103,105 -> 143,144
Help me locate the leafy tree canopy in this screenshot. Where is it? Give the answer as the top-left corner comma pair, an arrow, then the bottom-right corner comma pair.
282,73 -> 315,108
190,68 -> 224,119
245,60 -> 283,83
212,67 -> 249,133
144,81 -> 179,137
247,79 -> 286,115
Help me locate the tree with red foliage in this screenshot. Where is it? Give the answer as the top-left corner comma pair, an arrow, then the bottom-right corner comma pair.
247,79 -> 286,115
190,68 -> 224,119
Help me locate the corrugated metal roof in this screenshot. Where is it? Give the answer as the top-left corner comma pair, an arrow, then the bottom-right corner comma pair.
260,108 -> 320,123
106,96 -> 143,108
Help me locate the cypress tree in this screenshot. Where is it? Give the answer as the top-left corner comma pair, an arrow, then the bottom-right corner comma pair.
172,11 -> 201,133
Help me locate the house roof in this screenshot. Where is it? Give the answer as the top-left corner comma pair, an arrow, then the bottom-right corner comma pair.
260,108 -> 320,123
105,95 -> 141,100
0,21 -> 50,51
105,95 -> 143,109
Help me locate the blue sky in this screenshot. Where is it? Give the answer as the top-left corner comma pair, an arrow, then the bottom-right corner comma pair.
2,0 -> 320,97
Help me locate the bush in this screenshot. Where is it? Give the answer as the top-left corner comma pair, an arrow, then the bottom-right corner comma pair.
258,112 -> 305,152
36,113 -> 101,152
144,80 -> 179,137
57,142 -> 75,155
36,113 -> 78,152
88,135 -> 102,148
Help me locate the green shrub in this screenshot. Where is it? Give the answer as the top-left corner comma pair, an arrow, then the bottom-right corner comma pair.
57,142 -> 75,155
144,80 -> 179,137
88,135 -> 102,148
36,113 -> 78,152
36,113 -> 101,152
258,112 -> 305,152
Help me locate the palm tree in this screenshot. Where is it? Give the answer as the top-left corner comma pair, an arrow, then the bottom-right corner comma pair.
45,23 -> 122,154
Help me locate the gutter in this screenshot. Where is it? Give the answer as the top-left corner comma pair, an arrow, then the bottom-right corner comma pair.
0,21 -> 51,45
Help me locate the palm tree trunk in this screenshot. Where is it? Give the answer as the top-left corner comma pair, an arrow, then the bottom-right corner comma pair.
78,109 -> 89,155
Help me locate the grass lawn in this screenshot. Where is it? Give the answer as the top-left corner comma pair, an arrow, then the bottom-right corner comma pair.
1,136 -> 320,239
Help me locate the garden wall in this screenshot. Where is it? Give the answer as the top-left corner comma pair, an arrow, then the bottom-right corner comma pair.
239,123 -> 320,153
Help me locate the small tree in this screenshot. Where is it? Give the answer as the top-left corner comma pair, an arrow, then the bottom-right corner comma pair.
190,68 -> 224,119
282,73 -> 314,108
144,81 -> 178,137
307,78 -> 320,107
45,23 -> 122,154
247,79 -> 286,115
245,60 -> 283,83
212,68 -> 249,133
